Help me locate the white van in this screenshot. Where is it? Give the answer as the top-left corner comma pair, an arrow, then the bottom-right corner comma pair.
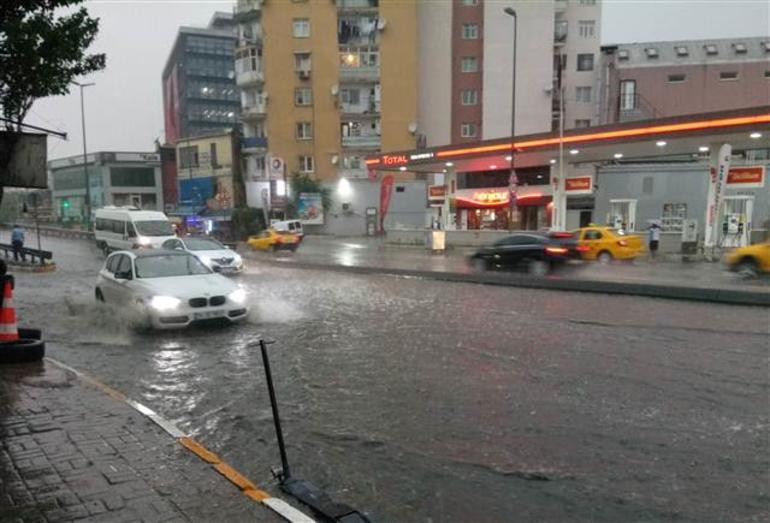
94,207 -> 176,254
270,219 -> 303,238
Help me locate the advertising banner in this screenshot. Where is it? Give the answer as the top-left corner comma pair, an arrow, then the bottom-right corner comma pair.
565,176 -> 593,194
726,166 -> 764,187
704,143 -> 732,248
297,192 -> 324,225
379,175 -> 395,230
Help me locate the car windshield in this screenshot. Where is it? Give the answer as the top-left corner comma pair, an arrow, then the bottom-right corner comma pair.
183,238 -> 223,251
134,254 -> 211,278
134,220 -> 174,236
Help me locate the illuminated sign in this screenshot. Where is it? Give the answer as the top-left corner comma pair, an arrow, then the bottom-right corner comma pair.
727,166 -> 764,187
382,154 -> 409,166
410,152 -> 434,160
472,190 -> 508,204
565,176 -> 593,192
428,185 -> 446,200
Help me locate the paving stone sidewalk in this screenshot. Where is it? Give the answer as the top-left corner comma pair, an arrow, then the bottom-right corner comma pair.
0,361 -> 280,522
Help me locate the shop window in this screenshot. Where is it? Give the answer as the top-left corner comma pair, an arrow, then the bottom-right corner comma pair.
662,203 -> 687,232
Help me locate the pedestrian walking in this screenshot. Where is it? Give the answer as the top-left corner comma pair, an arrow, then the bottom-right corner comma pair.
11,225 -> 25,262
648,222 -> 660,260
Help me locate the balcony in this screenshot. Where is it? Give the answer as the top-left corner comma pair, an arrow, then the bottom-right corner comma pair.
341,98 -> 380,116
244,159 -> 267,180
337,0 -> 378,13
341,135 -> 380,148
241,101 -> 267,119
554,21 -> 567,46
235,0 -> 261,20
242,136 -> 268,153
339,65 -> 380,81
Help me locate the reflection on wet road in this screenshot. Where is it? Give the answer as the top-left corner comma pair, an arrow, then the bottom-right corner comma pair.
12,237 -> 770,522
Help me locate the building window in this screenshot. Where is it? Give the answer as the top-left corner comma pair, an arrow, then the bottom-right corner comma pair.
462,24 -> 479,40
343,156 -> 362,169
210,143 -> 218,168
294,52 -> 311,71
298,155 -> 314,173
577,53 -> 594,71
578,20 -> 595,38
575,86 -> 592,102
720,71 -> 739,81
619,80 -> 636,110
575,119 -> 591,128
461,56 -> 478,73
296,122 -> 313,140
704,44 -> 718,55
765,70 -> 770,78
667,73 -> 687,83
645,47 -> 659,58
617,49 -> 629,60
340,88 -> 361,105
460,123 -> 477,138
579,0 -> 597,4
292,18 -> 310,38
662,203 -> 687,232
461,89 -> 479,105
295,87 -> 312,106
179,146 -> 198,169
733,43 -> 747,54
675,45 -> 689,57
462,0 -> 478,5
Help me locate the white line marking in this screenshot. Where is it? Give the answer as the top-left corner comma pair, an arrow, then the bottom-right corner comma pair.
263,498 -> 317,523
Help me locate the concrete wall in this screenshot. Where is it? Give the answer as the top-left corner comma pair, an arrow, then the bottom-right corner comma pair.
595,161 -> 770,239
417,1 -> 452,146
318,178 -> 428,236
482,0 -> 554,138
560,0 -> 602,128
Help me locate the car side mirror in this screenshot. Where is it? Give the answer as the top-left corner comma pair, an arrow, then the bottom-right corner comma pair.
115,270 -> 132,280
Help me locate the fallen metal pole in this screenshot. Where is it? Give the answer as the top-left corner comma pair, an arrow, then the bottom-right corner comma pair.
259,338 -> 292,480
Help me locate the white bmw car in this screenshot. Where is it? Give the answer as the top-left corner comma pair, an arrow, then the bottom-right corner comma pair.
161,237 -> 244,274
95,249 -> 249,329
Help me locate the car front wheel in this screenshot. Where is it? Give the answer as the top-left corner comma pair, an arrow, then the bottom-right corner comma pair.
736,258 -> 759,279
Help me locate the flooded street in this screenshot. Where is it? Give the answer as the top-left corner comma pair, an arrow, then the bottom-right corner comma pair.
11,237 -> 770,522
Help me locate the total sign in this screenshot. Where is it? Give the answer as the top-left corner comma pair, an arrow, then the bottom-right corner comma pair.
564,175 -> 593,194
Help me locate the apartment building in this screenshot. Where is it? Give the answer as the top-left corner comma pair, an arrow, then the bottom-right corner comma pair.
162,12 -> 240,144
419,0 -> 603,147
600,36 -> 770,124
235,0 -> 418,200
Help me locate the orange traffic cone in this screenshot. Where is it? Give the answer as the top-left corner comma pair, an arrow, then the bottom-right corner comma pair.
0,279 -> 19,342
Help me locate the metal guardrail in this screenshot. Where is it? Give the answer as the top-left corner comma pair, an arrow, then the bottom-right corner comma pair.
0,243 -> 53,264
2,223 -> 94,241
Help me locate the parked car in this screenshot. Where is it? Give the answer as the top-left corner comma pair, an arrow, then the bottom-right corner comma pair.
247,229 -> 301,252
95,249 -> 248,329
161,236 -> 243,274
94,206 -> 176,254
575,226 -> 644,263
724,241 -> 770,278
469,232 -> 581,275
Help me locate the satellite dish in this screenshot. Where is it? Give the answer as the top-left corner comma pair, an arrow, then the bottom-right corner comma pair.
407,122 -> 418,134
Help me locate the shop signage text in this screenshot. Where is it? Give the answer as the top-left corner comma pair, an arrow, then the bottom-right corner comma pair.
565,176 -> 593,193
382,154 -> 409,166
410,152 -> 434,161
472,190 -> 508,204
726,166 -> 764,187
428,185 -> 446,200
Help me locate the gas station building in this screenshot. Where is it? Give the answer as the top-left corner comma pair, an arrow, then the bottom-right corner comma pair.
364,106 -> 769,251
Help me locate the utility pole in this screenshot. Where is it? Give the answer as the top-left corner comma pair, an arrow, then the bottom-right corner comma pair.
72,81 -> 95,229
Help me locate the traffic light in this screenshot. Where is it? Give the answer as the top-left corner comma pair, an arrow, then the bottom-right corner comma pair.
62,199 -> 70,209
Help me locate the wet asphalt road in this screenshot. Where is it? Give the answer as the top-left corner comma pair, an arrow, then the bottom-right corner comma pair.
10,236 -> 770,522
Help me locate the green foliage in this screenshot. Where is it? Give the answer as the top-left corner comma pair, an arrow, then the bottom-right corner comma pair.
231,206 -> 264,240
0,1 -> 106,129
289,174 -> 332,214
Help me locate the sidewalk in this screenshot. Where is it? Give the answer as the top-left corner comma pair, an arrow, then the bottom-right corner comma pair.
247,235 -> 770,305
0,360 -> 279,522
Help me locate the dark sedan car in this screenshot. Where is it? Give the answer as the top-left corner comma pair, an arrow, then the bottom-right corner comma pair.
469,232 -> 583,275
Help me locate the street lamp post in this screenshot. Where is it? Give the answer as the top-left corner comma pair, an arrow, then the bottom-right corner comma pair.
72,81 -> 95,229
504,7 -> 517,230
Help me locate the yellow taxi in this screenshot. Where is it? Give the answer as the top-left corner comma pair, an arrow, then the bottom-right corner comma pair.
247,229 -> 301,252
575,226 -> 644,263
725,241 -> 770,277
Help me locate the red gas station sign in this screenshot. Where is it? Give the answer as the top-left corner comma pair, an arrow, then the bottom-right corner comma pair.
565,177 -> 592,192
472,190 -> 509,204
727,166 -> 764,187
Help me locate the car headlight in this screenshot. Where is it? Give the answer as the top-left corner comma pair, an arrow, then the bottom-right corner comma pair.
148,295 -> 181,311
228,288 -> 246,305
233,253 -> 243,265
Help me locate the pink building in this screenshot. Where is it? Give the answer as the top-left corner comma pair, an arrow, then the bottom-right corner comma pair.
600,37 -> 770,124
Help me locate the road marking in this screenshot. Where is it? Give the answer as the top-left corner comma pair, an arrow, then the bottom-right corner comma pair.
45,357 -> 316,523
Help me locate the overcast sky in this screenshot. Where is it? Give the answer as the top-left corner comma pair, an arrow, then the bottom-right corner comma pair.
27,0 -> 770,161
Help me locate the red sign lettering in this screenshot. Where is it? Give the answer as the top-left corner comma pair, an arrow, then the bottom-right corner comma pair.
382,155 -> 409,166
565,177 -> 592,192
726,166 -> 764,185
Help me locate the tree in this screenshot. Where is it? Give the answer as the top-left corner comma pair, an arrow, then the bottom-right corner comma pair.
0,0 -> 105,201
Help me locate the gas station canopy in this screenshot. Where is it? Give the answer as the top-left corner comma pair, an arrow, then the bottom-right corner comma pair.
365,106 -> 770,174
